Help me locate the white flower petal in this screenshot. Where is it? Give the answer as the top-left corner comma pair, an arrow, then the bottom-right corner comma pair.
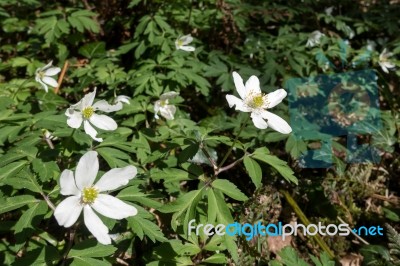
179,45 -> 195,52
37,79 -> 49,93
44,67 -> 61,76
83,206 -> 111,245
42,76 -> 59,88
115,95 -> 131,104
82,88 -> 97,108
54,196 -> 82,227
160,105 -> 176,120
84,120 -> 103,142
226,95 -> 251,112
180,34 -> 193,45
75,151 -> 99,190
60,169 -> 80,196
251,113 -> 269,129
245,75 -> 261,94
92,194 -> 137,219
89,114 -> 118,131
380,64 -> 389,73
65,109 -> 83,129
154,100 -> 161,116
160,91 -> 179,100
232,71 -> 246,99
93,100 -> 122,112
261,110 -> 292,134
42,61 -> 53,70
265,89 -> 287,109
95,166 -> 137,192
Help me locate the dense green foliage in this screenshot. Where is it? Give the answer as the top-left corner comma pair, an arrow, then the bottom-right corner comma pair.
0,0 -> 399,265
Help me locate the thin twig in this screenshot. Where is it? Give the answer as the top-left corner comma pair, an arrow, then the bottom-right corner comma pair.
337,216 -> 370,245
199,142 -> 217,171
40,192 -> 56,211
61,224 -> 78,266
215,156 -> 244,175
55,61 -> 69,94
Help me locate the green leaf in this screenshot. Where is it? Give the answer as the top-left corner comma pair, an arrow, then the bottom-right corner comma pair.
253,152 -> 298,185
68,239 -> 117,258
14,201 -> 48,234
0,195 -> 38,215
14,246 -> 60,265
79,42 -> 106,58
203,253 -> 227,264
178,143 -> 199,163
207,189 -> 217,223
128,216 -> 167,242
0,160 -> 27,183
4,168 -> 42,193
243,156 -> 262,188
97,147 -> 130,168
277,247 -> 309,266
212,179 -> 248,201
31,158 -> 60,182
310,251 -> 335,266
71,257 -> 110,266
117,186 -> 162,209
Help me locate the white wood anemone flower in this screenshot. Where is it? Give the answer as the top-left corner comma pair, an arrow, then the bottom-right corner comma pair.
54,151 -> 138,245
154,91 -> 179,120
175,34 -> 195,52
65,88 -> 122,142
113,95 -> 131,110
306,30 -> 324,48
114,95 -> 131,105
35,61 -> 61,92
379,48 -> 395,73
226,72 -> 292,134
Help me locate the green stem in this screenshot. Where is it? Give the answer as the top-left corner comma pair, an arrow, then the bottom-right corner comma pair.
280,189 -> 335,259
217,115 -> 249,170
12,78 -> 31,100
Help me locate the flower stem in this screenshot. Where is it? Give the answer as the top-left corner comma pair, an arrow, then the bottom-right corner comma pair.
217,115 -> 250,170
12,78 -> 31,100
40,192 -> 56,211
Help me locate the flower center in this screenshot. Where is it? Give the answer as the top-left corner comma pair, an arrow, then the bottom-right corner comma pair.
160,99 -> 168,107
82,106 -> 94,119
82,187 -> 99,204
247,93 -> 266,109
177,40 -> 184,46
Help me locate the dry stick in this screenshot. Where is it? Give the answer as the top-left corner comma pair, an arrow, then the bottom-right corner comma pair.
337,216 -> 370,245
55,61 -> 69,94
280,189 -> 335,259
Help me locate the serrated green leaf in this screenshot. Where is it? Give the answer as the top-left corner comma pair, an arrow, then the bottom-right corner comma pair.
253,152 -> 298,185
128,215 -> 166,242
212,179 -> 248,201
243,156 -> 262,188
0,160 -> 27,183
32,158 -> 60,182
14,201 -> 48,234
0,195 -> 38,215
68,239 -> 117,258
203,253 -> 227,264
71,257 -> 110,266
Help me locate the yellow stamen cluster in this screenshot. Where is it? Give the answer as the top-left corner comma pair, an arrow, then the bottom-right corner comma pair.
160,99 -> 167,107
246,93 -> 267,109
82,106 -> 94,119
82,187 -> 99,204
